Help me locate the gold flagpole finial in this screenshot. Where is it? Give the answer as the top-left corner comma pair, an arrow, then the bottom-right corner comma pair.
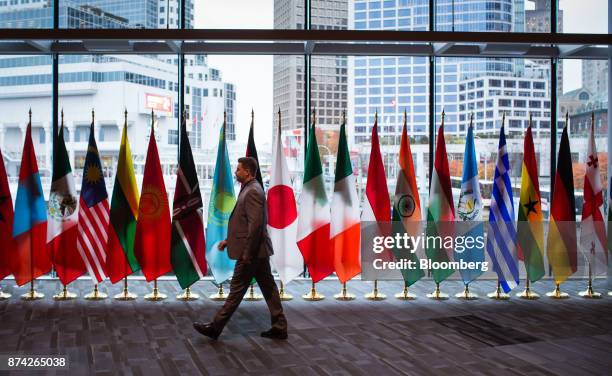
278,107 -> 282,133
375,110 -> 378,123
591,111 -> 595,130
529,112 -> 532,127
342,109 -> 346,124
404,108 -> 407,122
28,108 -> 32,124
565,111 -> 569,128
61,108 -> 64,127
124,108 -> 128,124
470,112 -> 474,127
223,111 -> 227,137
92,108 -> 95,124
502,112 -> 505,128
251,108 -> 254,122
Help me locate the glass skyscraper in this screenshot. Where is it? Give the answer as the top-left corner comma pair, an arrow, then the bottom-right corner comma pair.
352,0 -> 519,143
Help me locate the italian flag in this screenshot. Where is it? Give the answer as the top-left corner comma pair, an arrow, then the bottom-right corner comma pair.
47,120 -> 85,285
268,111 -> 303,284
426,116 -> 456,283
330,116 -> 361,283
297,122 -> 332,283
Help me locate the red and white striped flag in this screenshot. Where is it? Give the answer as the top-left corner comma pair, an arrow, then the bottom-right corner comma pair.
76,122 -> 110,283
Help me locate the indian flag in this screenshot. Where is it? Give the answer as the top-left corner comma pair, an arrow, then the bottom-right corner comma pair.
392,111 -> 423,286
426,114 -> 455,283
297,122 -> 332,283
106,117 -> 140,283
517,122 -> 545,283
330,115 -> 361,283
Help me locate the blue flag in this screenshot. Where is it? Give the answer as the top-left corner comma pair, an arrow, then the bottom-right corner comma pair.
205,122 -> 236,284
456,121 -> 484,284
486,124 -> 520,293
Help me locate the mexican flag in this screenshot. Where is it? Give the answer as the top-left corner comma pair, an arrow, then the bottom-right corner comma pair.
268,111 -> 302,284
107,117 -> 140,283
134,113 -> 172,282
171,116 -> 206,289
426,116 -> 456,283
516,122 -> 545,283
297,122 -> 332,283
47,120 -> 84,285
330,116 -> 361,283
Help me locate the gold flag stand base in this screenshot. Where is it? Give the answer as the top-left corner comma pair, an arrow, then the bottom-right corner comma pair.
84,284 -> 107,300
114,278 -> 137,300
578,279 -> 602,299
177,287 -> 199,301
279,282 -> 293,301
244,285 -> 263,301
427,283 -> 449,300
302,281 -> 324,301
209,284 -> 227,301
0,288 -> 12,300
455,284 -> 478,300
395,283 -> 416,300
487,282 -> 510,300
365,280 -> 386,301
546,283 -> 569,299
21,281 -> 44,300
144,280 -> 166,301
517,280 -> 539,299
334,283 -> 356,301
53,286 -> 77,300
609,291 -> 612,296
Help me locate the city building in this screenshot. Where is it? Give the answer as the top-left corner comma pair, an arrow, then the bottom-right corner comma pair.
0,1 -> 235,212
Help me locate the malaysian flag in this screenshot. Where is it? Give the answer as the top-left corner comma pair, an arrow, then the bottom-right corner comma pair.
76,122 -> 110,283
486,121 -> 520,293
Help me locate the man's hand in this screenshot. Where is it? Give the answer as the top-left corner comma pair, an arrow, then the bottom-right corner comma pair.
217,240 -> 227,250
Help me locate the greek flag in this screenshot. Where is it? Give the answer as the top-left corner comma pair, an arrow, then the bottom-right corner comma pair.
486,124 -> 520,293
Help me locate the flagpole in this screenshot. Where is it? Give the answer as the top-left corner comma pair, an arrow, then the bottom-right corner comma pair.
335,282 -> 356,301
52,109 -> 77,301
144,279 -> 167,301
302,281 -> 324,301
487,280 -> 510,300
21,110 -> 44,301
365,279 -> 386,300
395,281 -> 416,300
114,276 -> 137,300
579,242 -> 602,298
177,287 -> 199,301
517,278 -> 539,300
455,283 -> 478,300
546,282 -> 569,299
84,283 -> 107,300
209,283 -> 227,301
427,282 -> 449,300
279,281 -> 293,301
244,284 -> 263,301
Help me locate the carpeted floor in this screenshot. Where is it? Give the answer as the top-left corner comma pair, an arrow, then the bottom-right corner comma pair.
0,278 -> 611,376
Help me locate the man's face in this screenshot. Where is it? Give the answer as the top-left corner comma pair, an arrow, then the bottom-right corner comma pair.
235,162 -> 251,183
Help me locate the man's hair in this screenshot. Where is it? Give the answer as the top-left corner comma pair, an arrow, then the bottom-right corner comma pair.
238,156 -> 259,177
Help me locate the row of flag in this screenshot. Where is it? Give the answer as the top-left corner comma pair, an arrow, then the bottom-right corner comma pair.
0,110 -> 610,294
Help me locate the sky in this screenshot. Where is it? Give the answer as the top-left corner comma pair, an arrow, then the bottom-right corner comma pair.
195,0 -> 608,145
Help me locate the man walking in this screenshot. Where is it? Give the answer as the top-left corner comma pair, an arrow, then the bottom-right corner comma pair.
194,157 -> 288,340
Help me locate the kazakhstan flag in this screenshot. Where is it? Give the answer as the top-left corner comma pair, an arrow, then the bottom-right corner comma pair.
205,122 -> 236,284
